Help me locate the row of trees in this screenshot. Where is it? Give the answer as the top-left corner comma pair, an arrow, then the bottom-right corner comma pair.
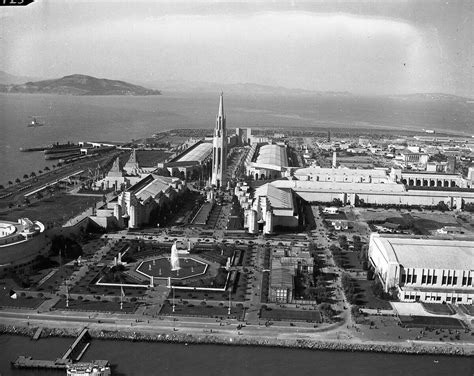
341,273 -> 359,304
0,166 -> 56,189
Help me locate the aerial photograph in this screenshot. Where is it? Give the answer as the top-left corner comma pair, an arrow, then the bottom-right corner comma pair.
0,0 -> 473,375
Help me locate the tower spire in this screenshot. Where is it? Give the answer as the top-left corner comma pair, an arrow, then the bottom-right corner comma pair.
211,92 -> 227,188
218,91 -> 224,120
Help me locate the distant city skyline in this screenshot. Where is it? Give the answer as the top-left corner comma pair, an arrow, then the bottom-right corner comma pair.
1,1 -> 473,97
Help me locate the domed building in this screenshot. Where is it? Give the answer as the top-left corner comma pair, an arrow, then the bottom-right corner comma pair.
0,218 -> 49,277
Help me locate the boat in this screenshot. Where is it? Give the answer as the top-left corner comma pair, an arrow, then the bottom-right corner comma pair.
66,361 -> 111,376
44,142 -> 81,154
27,117 -> 45,127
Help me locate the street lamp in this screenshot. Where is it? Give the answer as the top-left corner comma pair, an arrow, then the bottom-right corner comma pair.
65,279 -> 69,308
228,289 -> 231,315
172,286 -> 176,313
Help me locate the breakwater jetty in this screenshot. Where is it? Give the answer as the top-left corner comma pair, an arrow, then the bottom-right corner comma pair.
19,146 -> 50,152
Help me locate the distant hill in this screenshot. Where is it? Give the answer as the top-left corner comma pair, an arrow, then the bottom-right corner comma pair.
388,93 -> 474,102
138,79 -> 351,96
0,70 -> 42,85
0,74 -> 161,95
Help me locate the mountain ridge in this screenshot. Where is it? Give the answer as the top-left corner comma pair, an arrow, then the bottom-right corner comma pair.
0,74 -> 161,96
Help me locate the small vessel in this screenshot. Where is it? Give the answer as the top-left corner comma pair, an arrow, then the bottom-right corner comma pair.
66,361 -> 111,376
27,116 -> 45,127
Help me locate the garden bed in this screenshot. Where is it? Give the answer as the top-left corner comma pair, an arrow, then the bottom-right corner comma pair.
260,307 -> 322,322
398,315 -> 465,329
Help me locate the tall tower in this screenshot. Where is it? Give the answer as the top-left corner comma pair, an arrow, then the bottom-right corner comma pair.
211,92 -> 227,187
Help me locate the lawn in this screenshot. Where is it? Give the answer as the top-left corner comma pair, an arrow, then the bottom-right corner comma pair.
422,303 -> 455,315
54,298 -> 138,313
355,280 -> 393,310
399,315 -> 465,329
260,307 -> 322,322
159,301 -> 244,320
35,265 -> 79,291
0,293 -> 45,309
460,304 -> 474,316
0,194 -> 99,225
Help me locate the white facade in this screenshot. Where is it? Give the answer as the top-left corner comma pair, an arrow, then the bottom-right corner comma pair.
368,233 -> 474,304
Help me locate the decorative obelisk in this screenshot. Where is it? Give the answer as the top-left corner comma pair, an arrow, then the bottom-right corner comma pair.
211,92 -> 227,188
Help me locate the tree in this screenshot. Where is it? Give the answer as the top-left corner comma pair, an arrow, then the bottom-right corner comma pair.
45,166 -> 50,171
23,174 -> 29,180
30,172 -> 36,178
338,235 -> 348,250
353,235 -> 363,253
15,178 -> 20,184
436,201 -> 449,212
8,181 -> 13,186
371,278 -> 385,298
332,198 -> 343,207
38,170 -> 43,175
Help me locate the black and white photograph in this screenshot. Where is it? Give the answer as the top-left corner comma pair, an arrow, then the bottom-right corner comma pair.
0,0 -> 473,375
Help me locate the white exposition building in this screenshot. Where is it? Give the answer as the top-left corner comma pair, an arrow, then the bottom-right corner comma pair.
368,233 -> 474,304
211,93 -> 227,188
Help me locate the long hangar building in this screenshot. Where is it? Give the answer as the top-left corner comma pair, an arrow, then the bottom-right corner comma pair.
368,233 -> 473,304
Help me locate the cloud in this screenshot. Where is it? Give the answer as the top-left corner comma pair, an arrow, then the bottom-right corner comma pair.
2,9 -> 450,94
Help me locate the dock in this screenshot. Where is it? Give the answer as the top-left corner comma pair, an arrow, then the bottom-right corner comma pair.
32,327 -> 43,340
62,328 -> 90,361
12,356 -> 72,370
12,328 -> 109,371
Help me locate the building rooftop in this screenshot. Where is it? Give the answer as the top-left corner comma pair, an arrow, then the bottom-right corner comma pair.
255,183 -> 294,210
255,144 -> 288,168
295,166 -> 388,178
372,235 -> 474,271
177,142 -> 213,163
134,175 -> 179,201
270,267 -> 294,288
273,180 -> 406,193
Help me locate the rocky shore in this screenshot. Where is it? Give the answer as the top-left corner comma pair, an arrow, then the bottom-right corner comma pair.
1,324 -> 469,357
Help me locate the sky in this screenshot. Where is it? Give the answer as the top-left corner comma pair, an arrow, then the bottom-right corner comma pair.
1,0 -> 473,96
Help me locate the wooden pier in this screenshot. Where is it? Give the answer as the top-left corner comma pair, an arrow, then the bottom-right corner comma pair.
12,356 -> 72,370
62,327 -> 90,361
12,328 -> 109,371
32,327 -> 43,340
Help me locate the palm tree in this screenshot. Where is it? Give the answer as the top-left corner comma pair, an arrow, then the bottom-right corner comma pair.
0,184 -> 4,190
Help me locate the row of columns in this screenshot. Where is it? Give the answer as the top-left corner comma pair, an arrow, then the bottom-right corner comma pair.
402,178 -> 457,188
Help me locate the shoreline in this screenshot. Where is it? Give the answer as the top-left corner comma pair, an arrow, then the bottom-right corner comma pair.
1,324 -> 469,357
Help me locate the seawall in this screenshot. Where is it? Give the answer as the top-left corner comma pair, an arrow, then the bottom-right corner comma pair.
0,324 -> 469,357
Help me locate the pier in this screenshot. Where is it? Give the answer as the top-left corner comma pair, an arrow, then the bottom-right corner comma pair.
12,328 -> 109,370
62,328 -> 91,361
32,327 -> 43,340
